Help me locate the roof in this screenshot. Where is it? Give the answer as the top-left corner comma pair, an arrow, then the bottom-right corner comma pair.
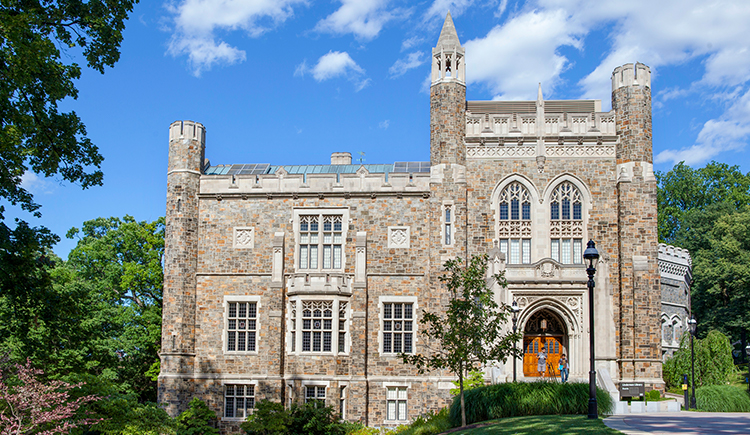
204,161 -> 431,176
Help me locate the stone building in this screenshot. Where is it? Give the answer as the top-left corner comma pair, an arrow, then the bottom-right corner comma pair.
159,13 -> 673,430
658,244 -> 692,359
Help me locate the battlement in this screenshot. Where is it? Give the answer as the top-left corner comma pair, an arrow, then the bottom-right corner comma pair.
658,243 -> 692,266
612,63 -> 651,90
169,120 -> 206,144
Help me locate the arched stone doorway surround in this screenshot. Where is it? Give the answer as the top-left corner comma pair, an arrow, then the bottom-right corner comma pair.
513,294 -> 585,381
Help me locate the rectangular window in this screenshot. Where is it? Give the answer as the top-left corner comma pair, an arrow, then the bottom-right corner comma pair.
511,199 -> 519,220
510,239 -> 520,264
339,386 -> 346,419
522,239 -> 531,264
444,205 -> 453,246
499,240 -> 508,258
224,385 -> 255,418
561,239 -> 571,264
499,203 -> 508,220
299,301 -> 345,353
383,303 -> 413,354
551,239 -> 560,262
305,386 -> 326,404
227,302 -> 257,352
550,202 -> 559,220
573,239 -> 583,264
573,203 -> 582,220
522,203 -> 531,220
386,387 -> 407,421
298,214 -> 343,270
562,199 -> 570,220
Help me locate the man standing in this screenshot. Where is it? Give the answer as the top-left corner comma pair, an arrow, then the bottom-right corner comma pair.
537,345 -> 547,377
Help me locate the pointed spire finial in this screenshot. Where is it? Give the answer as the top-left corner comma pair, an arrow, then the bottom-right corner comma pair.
537,83 -> 544,105
436,12 -> 461,49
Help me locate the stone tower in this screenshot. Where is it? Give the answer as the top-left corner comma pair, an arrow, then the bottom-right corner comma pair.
430,12 -> 467,262
612,64 -> 662,386
159,120 -> 205,415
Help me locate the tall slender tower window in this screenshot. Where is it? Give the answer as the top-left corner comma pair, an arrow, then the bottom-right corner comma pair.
498,182 -> 532,264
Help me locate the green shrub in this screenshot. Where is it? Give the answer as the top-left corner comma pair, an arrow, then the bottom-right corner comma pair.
448,381 -> 614,426
645,390 -> 660,401
395,408 -> 451,435
176,398 -> 219,435
663,330 -> 735,389
242,400 -> 348,435
450,370 -> 485,396
695,385 -> 750,412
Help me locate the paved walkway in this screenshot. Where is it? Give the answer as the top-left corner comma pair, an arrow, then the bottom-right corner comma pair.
604,412 -> 750,434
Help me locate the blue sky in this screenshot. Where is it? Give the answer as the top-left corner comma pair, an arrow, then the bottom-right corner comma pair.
9,0 -> 750,258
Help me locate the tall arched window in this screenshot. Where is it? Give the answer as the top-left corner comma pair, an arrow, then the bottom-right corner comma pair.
550,182 -> 583,264
498,182 -> 532,264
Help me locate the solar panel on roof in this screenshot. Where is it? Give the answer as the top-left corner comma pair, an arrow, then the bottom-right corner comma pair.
393,162 -> 430,173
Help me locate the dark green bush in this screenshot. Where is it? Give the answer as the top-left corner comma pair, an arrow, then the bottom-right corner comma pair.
695,385 -> 750,412
645,390 -> 660,401
241,400 -> 347,435
448,381 -> 613,426
176,398 -> 219,435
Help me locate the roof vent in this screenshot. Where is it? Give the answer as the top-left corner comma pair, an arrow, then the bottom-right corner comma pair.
331,152 -> 352,165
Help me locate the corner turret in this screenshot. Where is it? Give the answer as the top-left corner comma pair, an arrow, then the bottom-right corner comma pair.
431,12 -> 465,85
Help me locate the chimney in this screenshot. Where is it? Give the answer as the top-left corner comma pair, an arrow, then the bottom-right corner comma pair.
331,152 -> 352,165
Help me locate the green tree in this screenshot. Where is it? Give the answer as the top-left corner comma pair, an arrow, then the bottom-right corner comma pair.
240,400 -> 290,435
402,255 -> 519,427
64,215 -> 165,401
0,0 -> 138,217
663,330 -> 734,389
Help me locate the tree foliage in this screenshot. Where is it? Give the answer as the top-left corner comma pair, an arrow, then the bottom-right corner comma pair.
175,398 -> 218,435
657,162 -> 750,342
0,0 -> 138,217
662,330 -> 735,390
240,400 -> 346,435
401,255 -> 519,427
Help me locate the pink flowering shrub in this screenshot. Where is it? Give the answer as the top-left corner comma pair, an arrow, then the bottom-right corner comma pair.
0,359 -> 100,435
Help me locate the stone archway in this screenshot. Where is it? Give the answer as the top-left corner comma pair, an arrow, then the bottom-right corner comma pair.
522,309 -> 568,378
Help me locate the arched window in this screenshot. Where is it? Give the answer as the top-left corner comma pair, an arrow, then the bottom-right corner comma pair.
498,182 -> 532,264
550,182 -> 583,264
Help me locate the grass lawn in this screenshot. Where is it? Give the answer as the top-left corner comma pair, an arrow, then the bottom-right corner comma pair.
445,415 -> 623,435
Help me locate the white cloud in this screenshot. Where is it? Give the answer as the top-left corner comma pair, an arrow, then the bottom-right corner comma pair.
401,36 -> 423,51
424,0 -> 475,23
656,87 -> 750,165
389,51 -> 426,77
297,51 -> 370,91
464,9 -> 583,100
21,172 -> 54,195
315,0 -> 405,40
167,0 -> 306,76
379,120 -> 390,129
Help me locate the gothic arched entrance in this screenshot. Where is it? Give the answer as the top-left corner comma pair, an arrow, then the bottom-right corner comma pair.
523,309 -> 567,378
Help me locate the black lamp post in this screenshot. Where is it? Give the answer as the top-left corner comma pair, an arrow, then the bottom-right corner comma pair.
745,344 -> 750,394
688,315 -> 697,409
511,300 -> 521,382
583,240 -> 599,419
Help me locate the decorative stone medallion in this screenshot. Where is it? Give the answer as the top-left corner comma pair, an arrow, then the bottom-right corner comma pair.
234,227 -> 255,249
388,226 -> 410,248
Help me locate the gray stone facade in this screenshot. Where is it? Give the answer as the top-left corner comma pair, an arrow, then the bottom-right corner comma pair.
658,244 -> 692,359
159,12 -> 686,432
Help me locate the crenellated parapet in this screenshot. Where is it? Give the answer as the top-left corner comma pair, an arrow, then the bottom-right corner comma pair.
658,243 -> 692,282
612,63 -> 651,90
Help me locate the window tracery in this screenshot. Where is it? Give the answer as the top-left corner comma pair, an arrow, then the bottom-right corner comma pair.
498,182 -> 532,264
550,182 -> 583,264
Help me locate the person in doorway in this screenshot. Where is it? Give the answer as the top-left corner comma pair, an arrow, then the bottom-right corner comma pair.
559,353 -> 569,383
537,346 -> 547,377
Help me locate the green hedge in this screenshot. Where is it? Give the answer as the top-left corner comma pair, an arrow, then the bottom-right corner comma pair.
448,381 -> 614,426
695,385 -> 750,412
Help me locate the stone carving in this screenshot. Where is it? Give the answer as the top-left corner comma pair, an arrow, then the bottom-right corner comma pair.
388,226 -> 410,248
234,227 -> 255,249
536,261 -> 560,279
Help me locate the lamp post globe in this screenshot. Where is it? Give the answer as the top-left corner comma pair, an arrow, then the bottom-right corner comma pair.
688,316 -> 697,409
583,240 -> 599,419
511,300 -> 521,382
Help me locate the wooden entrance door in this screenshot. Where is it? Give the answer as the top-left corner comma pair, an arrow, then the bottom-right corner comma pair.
523,336 -> 563,377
